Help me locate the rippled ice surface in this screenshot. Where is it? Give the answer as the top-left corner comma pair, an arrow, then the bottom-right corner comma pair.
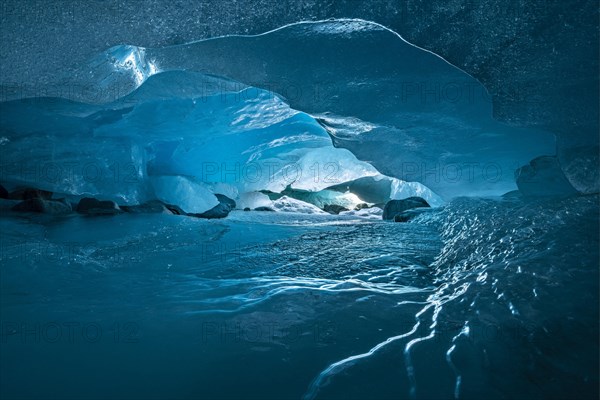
1,196 -> 598,399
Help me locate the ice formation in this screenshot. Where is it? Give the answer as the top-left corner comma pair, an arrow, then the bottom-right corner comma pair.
0,15 -> 597,400
0,20 -> 560,207
0,69 -> 438,210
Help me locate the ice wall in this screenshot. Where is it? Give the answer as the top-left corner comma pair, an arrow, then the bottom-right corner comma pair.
2,0 -> 597,194
0,69 -> 439,208
51,20 -> 555,198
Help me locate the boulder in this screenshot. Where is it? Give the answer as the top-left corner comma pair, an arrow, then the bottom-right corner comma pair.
120,200 -> 173,214
164,204 -> 185,215
192,194 -> 236,219
515,156 -> 578,197
254,206 -> 275,212
354,203 -> 370,211
243,207 -> 251,211
12,198 -> 72,215
76,197 -> 122,215
393,207 -> 432,222
8,187 -> 52,200
323,204 -> 349,214
0,199 -> 21,211
382,197 -> 430,220
501,190 -> 522,199
193,203 -> 230,219
215,194 -> 236,209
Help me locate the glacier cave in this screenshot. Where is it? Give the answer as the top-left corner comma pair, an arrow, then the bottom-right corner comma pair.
0,2 -> 598,400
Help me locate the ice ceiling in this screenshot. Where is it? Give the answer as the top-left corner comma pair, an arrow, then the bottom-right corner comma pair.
0,20 -> 582,207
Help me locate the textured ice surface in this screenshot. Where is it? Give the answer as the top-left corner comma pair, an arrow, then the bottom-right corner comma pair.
2,2 -> 597,194
271,196 -> 327,214
237,192 -> 272,210
150,175 -> 218,213
339,206 -> 383,219
0,8 -> 597,400
0,68 -> 438,207
0,20 -> 557,200
1,195 -> 597,399
557,143 -> 600,195
326,174 -> 444,207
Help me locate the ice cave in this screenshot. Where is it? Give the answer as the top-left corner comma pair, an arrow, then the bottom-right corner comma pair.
0,2 -> 598,400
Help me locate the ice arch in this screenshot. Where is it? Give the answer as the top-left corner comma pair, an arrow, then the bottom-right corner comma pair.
0,70 -> 443,210
1,19 -> 555,201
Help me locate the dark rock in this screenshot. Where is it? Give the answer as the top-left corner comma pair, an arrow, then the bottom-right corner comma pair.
76,197 -> 122,215
354,203 -> 370,211
501,190 -> 522,199
515,156 -> 578,197
382,197 -> 430,220
393,208 -> 432,222
243,207 -> 251,211
8,188 -> 53,200
214,194 -> 236,209
0,184 -> 8,199
12,199 -> 45,213
192,203 -> 230,219
191,194 -> 236,219
559,144 -> 599,194
120,200 -> 172,214
323,204 -> 349,214
164,204 -> 185,215
12,198 -> 72,215
254,206 -> 275,212
0,199 -> 21,211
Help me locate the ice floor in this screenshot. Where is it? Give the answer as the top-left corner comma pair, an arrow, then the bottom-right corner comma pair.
1,195 -> 598,399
